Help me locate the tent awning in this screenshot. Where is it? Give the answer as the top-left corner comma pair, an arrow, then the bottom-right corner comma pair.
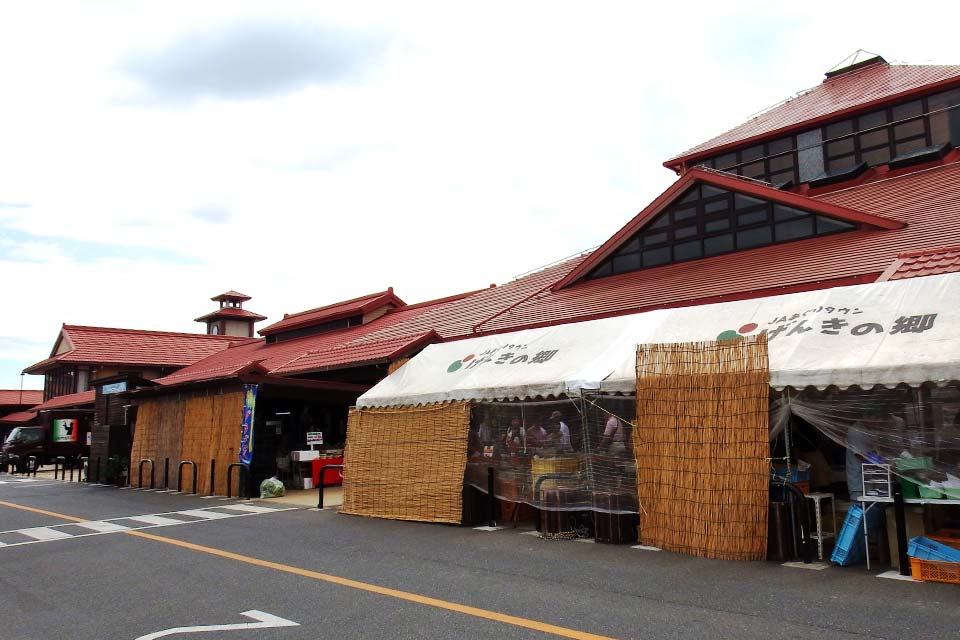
357,272 -> 960,408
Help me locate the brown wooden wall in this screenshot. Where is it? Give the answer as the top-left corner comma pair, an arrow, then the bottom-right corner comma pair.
129,391 -> 243,494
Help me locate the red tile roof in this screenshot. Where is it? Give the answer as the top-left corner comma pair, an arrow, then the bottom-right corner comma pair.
258,289 -> 406,336
877,246 -> 960,281
211,291 -> 251,301
154,276 -> 569,386
33,390 -> 95,411
667,62 -> 960,168
23,326 -> 255,374
0,390 -> 43,406
272,331 -> 440,376
194,307 -> 268,322
473,160 -> 960,332
0,410 -> 37,425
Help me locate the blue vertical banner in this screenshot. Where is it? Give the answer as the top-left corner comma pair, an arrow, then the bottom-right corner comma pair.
239,384 -> 258,466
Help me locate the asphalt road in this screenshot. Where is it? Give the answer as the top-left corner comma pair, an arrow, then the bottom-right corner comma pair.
1,475 -> 958,640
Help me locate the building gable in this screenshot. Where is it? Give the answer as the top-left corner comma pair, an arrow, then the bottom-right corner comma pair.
554,169 -> 904,290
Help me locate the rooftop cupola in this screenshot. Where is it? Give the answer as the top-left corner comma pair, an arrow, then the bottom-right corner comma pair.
194,291 -> 267,337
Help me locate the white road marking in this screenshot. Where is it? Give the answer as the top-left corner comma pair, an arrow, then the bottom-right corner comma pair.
135,610 -> 299,639
217,504 -> 276,514
473,525 -> 506,531
20,527 -> 73,541
630,544 -> 661,551
0,505 -> 295,549
75,521 -> 130,533
176,509 -> 234,520
125,515 -> 188,526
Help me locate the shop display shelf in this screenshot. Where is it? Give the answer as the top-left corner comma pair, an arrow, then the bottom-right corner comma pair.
910,557 -> 960,585
907,536 -> 960,563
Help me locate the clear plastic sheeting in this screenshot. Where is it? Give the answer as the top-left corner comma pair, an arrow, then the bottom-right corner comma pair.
773,385 -> 960,498
465,395 -> 638,514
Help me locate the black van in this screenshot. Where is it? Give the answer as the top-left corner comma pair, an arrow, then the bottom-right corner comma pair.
2,415 -> 90,472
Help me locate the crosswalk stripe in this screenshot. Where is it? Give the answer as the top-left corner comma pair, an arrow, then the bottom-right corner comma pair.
75,521 -> 130,533
176,509 -> 235,520
124,515 -> 185,526
20,527 -> 73,541
217,504 -> 277,514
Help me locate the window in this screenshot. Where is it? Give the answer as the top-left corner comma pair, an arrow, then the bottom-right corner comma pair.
822,91 -> 960,173
697,90 -> 960,185
586,184 -> 856,279
697,136 -> 799,185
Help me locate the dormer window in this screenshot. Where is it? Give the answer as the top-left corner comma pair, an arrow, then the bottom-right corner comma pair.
698,136 -> 799,186
697,88 -> 960,185
587,184 -> 856,279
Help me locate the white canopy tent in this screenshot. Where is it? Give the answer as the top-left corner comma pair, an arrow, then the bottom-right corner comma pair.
357,273 -> 960,408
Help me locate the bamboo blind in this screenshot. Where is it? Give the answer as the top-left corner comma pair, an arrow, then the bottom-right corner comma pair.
341,402 -> 471,524
634,336 -> 769,561
179,392 -> 243,495
130,392 -> 243,494
129,397 -> 185,483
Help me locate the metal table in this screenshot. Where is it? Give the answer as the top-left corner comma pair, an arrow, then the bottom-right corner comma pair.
856,496 -> 960,570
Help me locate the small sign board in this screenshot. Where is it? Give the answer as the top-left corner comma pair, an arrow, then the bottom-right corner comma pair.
86,432 -> 92,446
53,418 -> 79,443
306,432 -> 324,446
101,381 -> 127,395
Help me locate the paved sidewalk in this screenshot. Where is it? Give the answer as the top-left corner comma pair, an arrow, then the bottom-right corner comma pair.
259,485 -> 343,508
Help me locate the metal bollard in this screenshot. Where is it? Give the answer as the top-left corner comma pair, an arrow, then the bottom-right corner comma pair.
209,459 -> 216,496
30,456 -> 38,478
94,457 -> 101,484
163,458 -> 170,490
79,457 -> 88,482
487,467 -> 496,528
178,461 -> 197,494
54,456 -> 66,480
138,459 -> 155,489
226,463 -> 245,499
317,464 -> 344,509
68,460 -> 74,482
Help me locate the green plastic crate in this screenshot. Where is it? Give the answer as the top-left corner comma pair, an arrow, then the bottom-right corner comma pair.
919,484 -> 945,499
895,457 -> 934,472
901,478 -> 921,499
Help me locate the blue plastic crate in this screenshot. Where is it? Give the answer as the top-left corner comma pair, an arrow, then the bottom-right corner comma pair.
832,505 -> 866,566
771,466 -> 810,483
907,536 -> 960,562
831,505 -> 883,566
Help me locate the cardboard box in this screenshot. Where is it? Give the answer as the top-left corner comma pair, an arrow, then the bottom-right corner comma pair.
291,450 -> 320,462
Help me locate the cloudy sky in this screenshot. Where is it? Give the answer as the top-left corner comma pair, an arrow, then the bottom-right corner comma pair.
1,1 -> 957,390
